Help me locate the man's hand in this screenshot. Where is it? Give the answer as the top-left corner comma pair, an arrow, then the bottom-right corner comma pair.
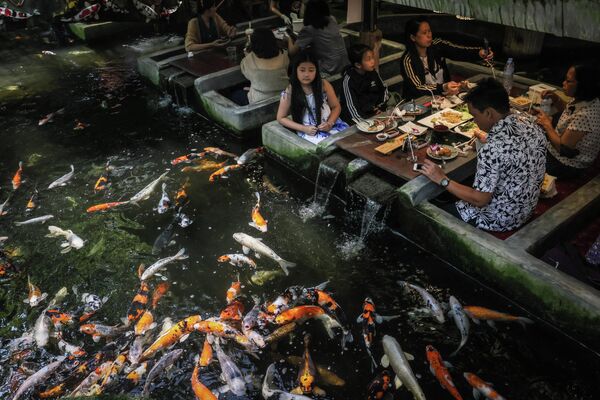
479,48 -> 494,61
420,159 -> 446,184
536,110 -> 553,130
281,15 -> 291,25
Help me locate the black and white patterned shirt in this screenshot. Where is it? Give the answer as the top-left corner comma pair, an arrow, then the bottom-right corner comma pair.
456,113 -> 547,232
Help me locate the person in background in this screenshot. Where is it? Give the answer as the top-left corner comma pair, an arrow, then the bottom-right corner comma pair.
420,78 -> 547,232
270,0 -> 302,25
237,28 -> 290,105
277,50 -> 348,144
341,44 -> 389,122
287,0 -> 349,76
400,17 -> 493,100
184,0 -> 237,53
536,64 -> 600,178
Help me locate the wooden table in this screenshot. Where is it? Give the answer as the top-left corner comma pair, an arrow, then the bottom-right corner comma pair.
170,48 -> 238,77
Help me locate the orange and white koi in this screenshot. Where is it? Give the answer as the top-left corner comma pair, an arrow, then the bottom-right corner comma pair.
463,305 -> 533,329
23,276 -> 47,307
356,297 -> 380,369
204,147 -> 238,159
275,305 -> 326,325
86,201 -> 129,213
236,147 -> 263,165
135,310 -> 157,336
198,337 -> 213,367
302,285 -> 353,348
141,315 -> 202,361
97,353 -> 127,392
126,362 -> 148,385
182,160 -> 227,173
25,188 -> 38,211
94,161 -> 110,192
426,345 -> 463,400
191,363 -> 218,400
171,152 -> 206,165
226,279 -> 241,304
249,192 -> 268,232
45,308 -> 74,327
79,323 -> 126,343
291,334 -> 325,396
73,120 -> 89,130
151,282 -> 170,309
39,383 -> 66,398
218,254 -> 257,269
463,372 -> 506,400
38,108 -> 64,126
209,164 -> 242,182
193,319 -> 242,339
12,161 -> 23,190
56,332 -> 87,358
127,281 -> 150,325
156,183 -> 171,214
266,286 -> 303,315
219,299 -> 245,321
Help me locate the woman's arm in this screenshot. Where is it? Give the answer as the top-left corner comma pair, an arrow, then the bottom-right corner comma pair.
433,38 -> 488,61
185,19 -> 220,52
537,111 -> 586,152
215,14 -> 236,37
318,80 -> 340,131
277,87 -> 316,135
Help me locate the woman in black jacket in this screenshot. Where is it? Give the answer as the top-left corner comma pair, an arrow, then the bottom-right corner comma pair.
400,17 -> 493,100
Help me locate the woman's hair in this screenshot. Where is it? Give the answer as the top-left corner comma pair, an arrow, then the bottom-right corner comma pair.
463,77 -> 510,113
250,28 -> 281,59
289,50 -> 323,125
403,17 -> 439,73
303,0 -> 330,29
348,44 -> 372,66
572,65 -> 599,101
198,0 -> 216,15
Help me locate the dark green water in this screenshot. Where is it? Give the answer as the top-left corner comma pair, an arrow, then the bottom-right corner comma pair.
1,33 -> 599,400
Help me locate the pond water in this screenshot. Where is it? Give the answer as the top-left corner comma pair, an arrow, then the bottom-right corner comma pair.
1,33 -> 599,400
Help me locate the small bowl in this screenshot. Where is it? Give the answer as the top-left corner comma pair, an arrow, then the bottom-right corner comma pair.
376,133 -> 389,142
433,124 -> 449,133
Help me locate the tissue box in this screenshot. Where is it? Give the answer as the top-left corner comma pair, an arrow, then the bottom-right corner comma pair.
528,83 -> 556,104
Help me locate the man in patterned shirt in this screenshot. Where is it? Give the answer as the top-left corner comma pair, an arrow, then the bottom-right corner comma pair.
421,78 -> 547,232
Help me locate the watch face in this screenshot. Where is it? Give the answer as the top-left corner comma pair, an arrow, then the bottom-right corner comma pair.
441,178 -> 449,187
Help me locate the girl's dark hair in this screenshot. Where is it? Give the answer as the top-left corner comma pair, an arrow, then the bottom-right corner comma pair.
572,65 -> 599,101
348,44 -> 372,66
303,0 -> 330,29
198,0 -> 216,15
289,50 -> 323,126
463,77 -> 510,113
250,28 -> 281,59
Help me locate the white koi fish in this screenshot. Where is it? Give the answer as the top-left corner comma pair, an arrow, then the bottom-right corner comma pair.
48,165 -> 74,189
233,233 -> 295,275
156,183 -> 171,214
381,335 -> 426,400
214,339 -> 246,396
448,296 -> 470,357
23,276 -> 47,307
140,248 -> 188,281
46,225 -> 85,253
262,363 -> 312,400
129,171 -> 169,204
14,214 -> 54,226
12,356 -> 66,400
398,280 -> 445,323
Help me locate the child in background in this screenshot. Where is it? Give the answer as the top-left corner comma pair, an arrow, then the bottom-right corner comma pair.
341,44 -> 389,123
276,50 -> 348,144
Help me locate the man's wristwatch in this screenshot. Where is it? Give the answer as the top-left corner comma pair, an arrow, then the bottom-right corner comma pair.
439,177 -> 450,188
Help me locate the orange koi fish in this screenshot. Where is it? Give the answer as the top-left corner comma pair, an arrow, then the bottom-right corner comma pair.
45,308 -> 74,327
463,306 -> 533,328
291,334 -> 325,396
426,345 -> 463,400
151,282 -> 170,309
249,192 -> 267,232
198,337 -> 213,367
208,164 -> 241,182
219,299 -> 245,321
97,353 -> 127,392
181,160 -> 226,173
23,275 -> 47,307
367,370 -> 394,400
79,323 -> 126,342
356,297 -> 379,369
127,281 -> 150,325
39,383 -> 66,398
175,178 -> 190,208
204,147 -> 238,159
274,305 -> 326,325
191,363 -> 217,400
12,161 -> 23,190
135,310 -> 157,336
463,373 -> 506,400
25,188 -> 38,212
141,315 -> 202,361
193,320 -> 242,339
226,279 -> 241,304
86,201 -> 128,213
126,362 -> 148,385
94,161 -> 110,192
171,152 -> 206,166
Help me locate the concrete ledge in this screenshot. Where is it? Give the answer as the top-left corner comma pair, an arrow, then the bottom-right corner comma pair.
137,45 -> 185,86
69,22 -> 147,42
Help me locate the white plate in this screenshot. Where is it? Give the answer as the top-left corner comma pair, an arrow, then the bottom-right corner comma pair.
427,145 -> 459,160
399,121 -> 428,136
417,108 -> 472,129
356,119 -> 397,133
452,121 -> 482,138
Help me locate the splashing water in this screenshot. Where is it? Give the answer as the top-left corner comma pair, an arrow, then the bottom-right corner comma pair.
299,162 -> 339,222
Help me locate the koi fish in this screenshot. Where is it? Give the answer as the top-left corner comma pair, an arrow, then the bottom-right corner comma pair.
12,357 -> 66,400
135,310 -> 157,336
86,201 -> 129,213
426,345 -> 463,400
126,362 -> 148,385
128,335 -> 145,365
34,311 -> 51,347
160,1 -> 182,17
129,171 -> 169,204
213,339 -> 246,396
142,349 -> 184,397
25,188 -> 38,211
132,0 -> 159,22
176,210 -> 193,228
41,50 -> 56,56
291,334 -> 326,396
157,183 -> 171,214
262,363 -> 312,400
237,147 -> 263,165
47,165 -> 74,189
233,232 -> 295,275
204,147 -> 238,159
77,291 -> 109,322
151,282 -> 170,309
265,322 -> 297,344
141,315 -> 202,361
218,253 -> 257,269
191,362 -> 218,400
266,285 -> 303,315
175,179 -> 190,208
127,281 -> 150,324
463,372 -> 506,400
0,7 -> 37,19
251,269 -> 284,285
56,332 -> 86,358
448,296 -> 470,356
38,108 -> 64,126
79,323 -> 126,342
61,3 -> 101,22
463,305 -> 533,329
193,320 -> 244,341
70,361 -> 112,397
262,175 -> 287,195
198,337 -> 213,367
367,370 -> 395,400
94,161 -> 110,192
73,120 -> 89,130
220,299 -> 245,321
45,308 -> 74,327
171,152 -> 206,165
38,383 -> 66,398
12,161 -> 23,190
398,280 -> 445,323
97,353 -> 127,393
14,215 -> 54,226
226,279 -> 241,304
356,297 -> 387,369
0,197 -> 9,216
46,225 -> 84,253
249,192 -> 268,232
181,160 -> 226,173
209,164 -> 242,182
275,305 -> 327,325
303,284 -> 353,347
140,248 -> 188,281
23,276 -> 47,307
381,335 -> 425,400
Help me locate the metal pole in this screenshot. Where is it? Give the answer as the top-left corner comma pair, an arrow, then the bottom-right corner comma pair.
361,0 -> 376,32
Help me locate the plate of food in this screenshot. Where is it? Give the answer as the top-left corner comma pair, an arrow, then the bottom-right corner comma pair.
399,121 -> 428,136
356,119 -> 387,133
510,96 -> 532,111
401,102 -> 428,116
418,108 -> 472,129
453,120 -> 484,138
427,144 -> 459,160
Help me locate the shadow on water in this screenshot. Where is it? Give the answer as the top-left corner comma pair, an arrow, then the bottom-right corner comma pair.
0,32 -> 599,400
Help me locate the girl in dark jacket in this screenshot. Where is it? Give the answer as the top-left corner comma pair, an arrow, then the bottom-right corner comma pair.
400,17 -> 493,100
